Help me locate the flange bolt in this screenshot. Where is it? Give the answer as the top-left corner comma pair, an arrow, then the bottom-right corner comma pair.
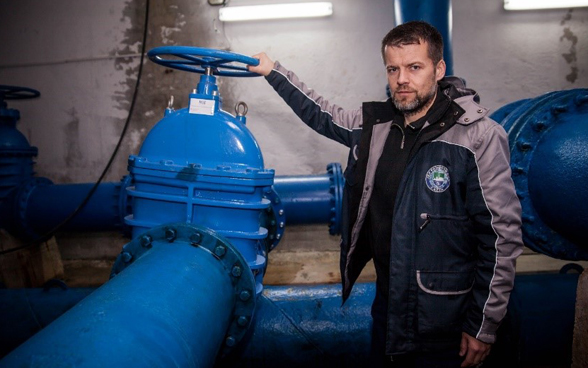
239,290 -> 251,301
121,252 -> 132,263
165,228 -> 177,242
232,266 -> 242,278
140,235 -> 152,248
190,232 -> 202,245
214,245 -> 226,257
237,316 -> 249,327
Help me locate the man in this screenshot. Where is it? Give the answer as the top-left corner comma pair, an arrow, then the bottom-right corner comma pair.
249,21 -> 523,368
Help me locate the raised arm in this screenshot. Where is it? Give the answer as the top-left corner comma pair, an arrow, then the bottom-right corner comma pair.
249,53 -> 362,148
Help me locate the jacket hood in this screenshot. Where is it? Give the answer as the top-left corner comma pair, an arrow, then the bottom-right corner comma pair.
440,76 -> 480,103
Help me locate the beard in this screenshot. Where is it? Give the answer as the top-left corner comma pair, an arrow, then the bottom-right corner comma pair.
392,76 -> 438,117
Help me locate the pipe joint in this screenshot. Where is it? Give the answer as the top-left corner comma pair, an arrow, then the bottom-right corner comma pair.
111,222 -> 257,357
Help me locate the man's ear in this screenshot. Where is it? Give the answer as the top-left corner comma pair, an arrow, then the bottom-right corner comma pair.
436,59 -> 446,80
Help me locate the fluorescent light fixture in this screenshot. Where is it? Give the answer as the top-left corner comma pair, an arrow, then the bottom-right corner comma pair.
219,2 -> 333,22
504,0 -> 588,10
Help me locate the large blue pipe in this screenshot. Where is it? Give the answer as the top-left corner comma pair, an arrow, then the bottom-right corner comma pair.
0,283 -> 374,366
394,0 -> 453,76
0,224 -> 255,368
1,272 -> 581,368
491,89 -> 588,260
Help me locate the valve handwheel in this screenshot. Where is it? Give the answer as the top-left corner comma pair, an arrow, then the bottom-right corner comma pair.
147,46 -> 261,77
0,85 -> 40,101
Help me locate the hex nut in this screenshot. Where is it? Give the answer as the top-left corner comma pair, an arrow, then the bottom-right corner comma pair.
214,245 -> 226,257
239,290 -> 251,301
190,232 -> 202,245
165,228 -> 177,242
140,235 -> 152,248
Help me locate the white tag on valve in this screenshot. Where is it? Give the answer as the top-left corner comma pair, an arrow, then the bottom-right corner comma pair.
189,98 -> 215,116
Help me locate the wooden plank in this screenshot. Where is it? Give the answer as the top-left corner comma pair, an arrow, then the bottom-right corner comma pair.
264,248 -> 588,285
55,247 -> 588,287
0,230 -> 64,288
61,259 -> 112,287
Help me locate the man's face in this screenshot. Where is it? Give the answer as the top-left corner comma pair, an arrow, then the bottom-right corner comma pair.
384,41 -> 445,118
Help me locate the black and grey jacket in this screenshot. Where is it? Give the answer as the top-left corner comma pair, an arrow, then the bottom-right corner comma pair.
266,62 -> 523,353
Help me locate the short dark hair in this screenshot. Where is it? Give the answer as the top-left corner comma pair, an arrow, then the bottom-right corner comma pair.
381,21 -> 443,65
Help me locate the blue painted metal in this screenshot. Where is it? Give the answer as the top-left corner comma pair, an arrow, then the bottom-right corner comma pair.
2,177 -> 130,239
394,0 -> 454,76
1,271 -> 582,367
491,89 -> 588,260
127,47 -> 274,295
260,186 -> 287,251
489,267 -> 582,367
219,283 -> 373,368
0,223 -> 255,368
0,283 -> 373,367
0,85 -> 39,203
272,162 -> 344,235
0,286 -> 95,358
148,46 -> 261,77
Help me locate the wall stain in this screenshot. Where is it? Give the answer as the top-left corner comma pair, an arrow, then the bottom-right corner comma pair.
560,9 -> 572,25
560,10 -> 579,83
102,0 -> 238,180
64,107 -> 82,167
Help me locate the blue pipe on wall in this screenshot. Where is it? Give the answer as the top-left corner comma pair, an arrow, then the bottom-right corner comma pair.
5,178 -> 130,239
0,167 -> 344,241
394,0 -> 453,76
0,223 -> 255,368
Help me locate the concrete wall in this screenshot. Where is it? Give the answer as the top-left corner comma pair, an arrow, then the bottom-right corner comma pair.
1,0 -> 587,282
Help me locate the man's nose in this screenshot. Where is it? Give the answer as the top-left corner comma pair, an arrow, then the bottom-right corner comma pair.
397,69 -> 409,85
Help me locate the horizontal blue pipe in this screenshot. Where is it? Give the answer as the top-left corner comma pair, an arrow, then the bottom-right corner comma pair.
0,287 -> 95,358
4,168 -> 342,240
23,182 -> 123,235
0,283 -> 374,366
219,283 -> 373,367
273,175 -> 334,225
0,240 -> 236,368
1,273 -> 581,367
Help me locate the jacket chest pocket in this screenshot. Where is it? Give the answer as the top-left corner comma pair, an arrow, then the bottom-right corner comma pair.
416,270 -> 473,339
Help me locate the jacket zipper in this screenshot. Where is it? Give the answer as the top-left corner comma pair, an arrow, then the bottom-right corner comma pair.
391,123 -> 405,149
419,213 -> 431,232
418,213 -> 469,232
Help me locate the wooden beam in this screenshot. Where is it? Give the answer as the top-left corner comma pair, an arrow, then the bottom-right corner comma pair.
0,230 -> 64,288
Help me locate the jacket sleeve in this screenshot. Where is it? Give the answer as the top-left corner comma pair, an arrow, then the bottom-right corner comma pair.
265,61 -> 362,148
462,121 -> 524,344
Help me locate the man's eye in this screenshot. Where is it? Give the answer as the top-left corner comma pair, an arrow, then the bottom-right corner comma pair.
387,68 -> 397,73
410,65 -> 421,70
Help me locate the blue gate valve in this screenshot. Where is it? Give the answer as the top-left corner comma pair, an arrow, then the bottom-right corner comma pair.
129,47 -> 273,297
0,85 -> 40,203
